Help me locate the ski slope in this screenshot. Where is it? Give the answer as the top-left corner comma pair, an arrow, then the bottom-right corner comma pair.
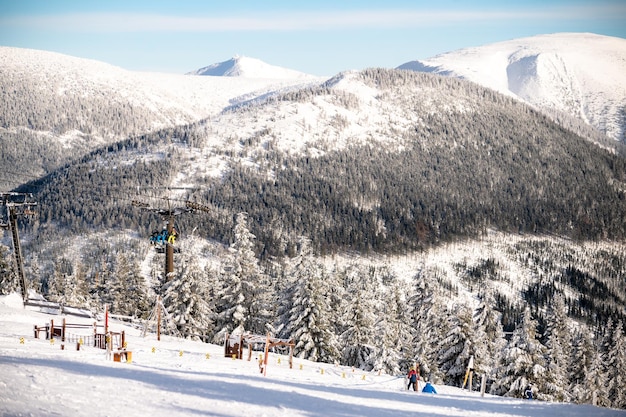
1,293 -> 624,417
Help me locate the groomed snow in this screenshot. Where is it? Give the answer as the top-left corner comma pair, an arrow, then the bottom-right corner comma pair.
1,293 -> 624,417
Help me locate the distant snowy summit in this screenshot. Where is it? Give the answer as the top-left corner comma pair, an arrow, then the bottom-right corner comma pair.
187,55 -> 315,79
398,33 -> 626,142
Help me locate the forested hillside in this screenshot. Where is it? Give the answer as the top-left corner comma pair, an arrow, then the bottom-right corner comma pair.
2,67 -> 626,408
20,69 -> 626,252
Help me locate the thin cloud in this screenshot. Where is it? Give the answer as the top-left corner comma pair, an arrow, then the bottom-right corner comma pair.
3,5 -> 625,33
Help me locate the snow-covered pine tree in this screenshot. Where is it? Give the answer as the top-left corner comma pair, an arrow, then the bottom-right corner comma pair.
109,254 -> 149,318
541,294 -> 571,402
605,320 -> 626,408
91,263 -> 113,310
213,254 -> 245,341
109,254 -> 131,315
568,329 -> 594,404
62,260 -> 89,308
340,264 -> 378,370
276,237 -> 314,339
437,303 -> 474,387
325,262 -> 348,338
46,259 -> 68,304
472,288 -> 506,390
408,267 -> 448,381
214,212 -> 268,340
162,252 -> 214,340
582,346 -> 611,407
286,248 -> 338,363
371,266 -> 412,375
490,307 -> 547,398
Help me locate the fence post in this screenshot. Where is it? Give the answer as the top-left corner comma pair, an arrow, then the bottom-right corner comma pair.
50,319 -> 54,340
480,374 -> 487,397
62,318 -> 66,342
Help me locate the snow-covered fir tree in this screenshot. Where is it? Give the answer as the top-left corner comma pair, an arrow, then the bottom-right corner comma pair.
605,320 -> 626,408
62,261 -> 89,308
339,264 -> 378,370
372,271 -> 413,375
490,307 -> 547,398
276,237 -> 315,339
111,254 -> 149,317
437,303 -> 474,387
408,266 -> 448,381
472,287 -> 506,389
214,213 -> 270,339
541,294 -> 571,402
46,258 -> 73,305
109,254 -> 132,314
568,329 -> 594,404
162,252 -> 214,340
285,239 -> 338,363
582,346 -> 611,407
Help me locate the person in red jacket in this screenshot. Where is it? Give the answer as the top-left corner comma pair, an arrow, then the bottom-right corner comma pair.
407,367 -> 418,391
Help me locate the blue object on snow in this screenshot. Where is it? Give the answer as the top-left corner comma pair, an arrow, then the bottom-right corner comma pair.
422,382 -> 437,394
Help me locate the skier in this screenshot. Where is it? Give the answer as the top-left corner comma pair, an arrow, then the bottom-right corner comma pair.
407,367 -> 418,391
524,384 -> 533,400
422,381 -> 437,394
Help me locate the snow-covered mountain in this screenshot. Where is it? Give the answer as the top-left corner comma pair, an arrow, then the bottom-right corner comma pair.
398,33 -> 626,143
187,55 -> 315,79
0,47 -> 324,188
0,47 -> 321,127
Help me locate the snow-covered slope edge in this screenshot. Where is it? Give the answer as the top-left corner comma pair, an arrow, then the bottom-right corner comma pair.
398,33 -> 626,143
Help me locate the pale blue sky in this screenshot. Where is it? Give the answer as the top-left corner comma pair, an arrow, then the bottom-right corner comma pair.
1,0 -> 624,76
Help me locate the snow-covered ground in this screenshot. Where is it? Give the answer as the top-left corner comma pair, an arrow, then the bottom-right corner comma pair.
1,294 -> 624,417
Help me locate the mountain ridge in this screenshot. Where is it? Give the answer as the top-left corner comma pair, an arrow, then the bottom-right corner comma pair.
0,46 -> 324,189
398,33 -> 626,143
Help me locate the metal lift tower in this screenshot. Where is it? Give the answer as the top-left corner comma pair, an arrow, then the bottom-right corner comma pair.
1,193 -> 37,303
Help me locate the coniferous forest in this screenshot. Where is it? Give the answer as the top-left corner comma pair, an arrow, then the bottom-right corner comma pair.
1,68 -> 626,408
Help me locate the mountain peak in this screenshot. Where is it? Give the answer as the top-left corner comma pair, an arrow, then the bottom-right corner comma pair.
398,33 -> 626,142
187,56 -> 314,79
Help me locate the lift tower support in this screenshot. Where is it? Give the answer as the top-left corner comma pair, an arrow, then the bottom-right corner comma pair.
1,193 -> 37,303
